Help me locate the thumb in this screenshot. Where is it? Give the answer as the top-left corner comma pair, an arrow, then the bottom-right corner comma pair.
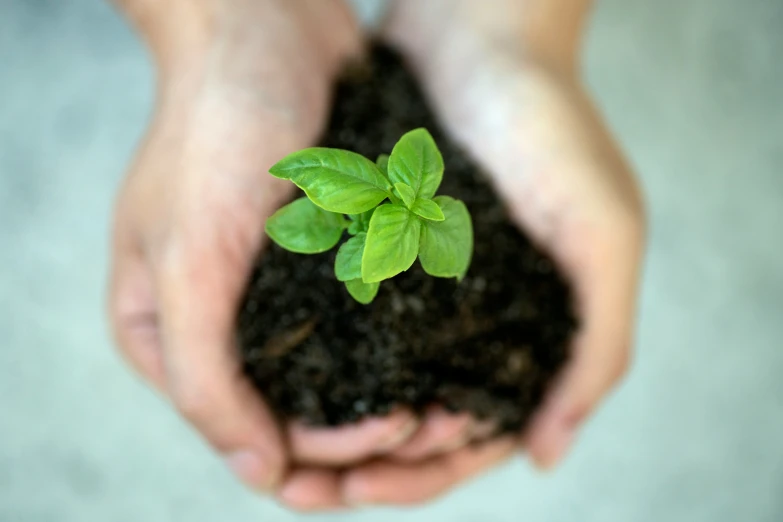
525,212 -> 645,469
155,239 -> 287,490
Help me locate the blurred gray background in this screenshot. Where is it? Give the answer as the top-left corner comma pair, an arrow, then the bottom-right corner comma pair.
1,0 -> 782,520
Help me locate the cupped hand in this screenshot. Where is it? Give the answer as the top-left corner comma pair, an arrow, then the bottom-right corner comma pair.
110,0 -> 482,505
286,0 -> 645,508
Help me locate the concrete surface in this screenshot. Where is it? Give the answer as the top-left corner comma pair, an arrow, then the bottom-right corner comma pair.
1,0 -> 782,520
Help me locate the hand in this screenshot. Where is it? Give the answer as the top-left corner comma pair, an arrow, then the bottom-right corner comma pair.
110,0 -> 489,507
110,0 -> 416,493
293,0 -> 645,507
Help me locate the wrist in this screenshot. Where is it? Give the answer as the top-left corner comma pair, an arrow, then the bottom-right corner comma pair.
386,0 -> 592,77
120,0 -> 362,141
112,0 -> 215,67
116,0 -> 361,79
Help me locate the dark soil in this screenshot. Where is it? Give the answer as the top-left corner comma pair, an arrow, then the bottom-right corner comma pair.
237,45 -> 577,434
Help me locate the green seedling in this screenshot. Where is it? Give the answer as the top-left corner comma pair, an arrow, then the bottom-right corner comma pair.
265,128 -> 473,304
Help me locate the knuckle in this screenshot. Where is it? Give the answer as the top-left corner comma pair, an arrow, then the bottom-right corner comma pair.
628,209 -> 647,248
626,206 -> 646,239
611,204 -> 646,249
156,239 -> 191,281
374,414 -> 418,450
108,295 -> 136,343
609,344 -> 633,383
156,241 -> 212,298
155,228 -> 245,301
107,307 -> 128,353
110,316 -> 142,358
171,381 -> 217,425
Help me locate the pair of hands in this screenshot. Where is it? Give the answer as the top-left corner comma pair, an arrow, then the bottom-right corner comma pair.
110,0 -> 644,511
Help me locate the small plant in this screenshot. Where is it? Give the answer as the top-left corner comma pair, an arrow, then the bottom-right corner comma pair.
265,128 -> 473,304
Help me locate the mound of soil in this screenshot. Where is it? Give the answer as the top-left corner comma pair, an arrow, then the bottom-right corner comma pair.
237,45 -> 577,433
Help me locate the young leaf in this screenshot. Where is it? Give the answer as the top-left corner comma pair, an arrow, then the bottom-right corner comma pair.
418,196 -> 473,279
362,204 -> 422,283
348,208 -> 375,236
335,233 -> 366,281
265,197 -> 345,254
394,182 -> 416,208
347,221 -> 361,235
269,148 -> 392,214
345,279 -> 380,304
387,128 -> 444,200
376,154 -> 390,176
410,198 -> 445,221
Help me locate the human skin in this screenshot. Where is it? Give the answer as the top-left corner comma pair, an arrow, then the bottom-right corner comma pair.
109,0 -> 644,511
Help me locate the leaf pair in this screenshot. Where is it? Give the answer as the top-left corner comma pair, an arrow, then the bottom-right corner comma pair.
357,196 -> 473,282
264,128 -> 473,304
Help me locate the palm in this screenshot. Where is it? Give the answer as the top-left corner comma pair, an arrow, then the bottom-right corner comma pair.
398,37 -> 646,467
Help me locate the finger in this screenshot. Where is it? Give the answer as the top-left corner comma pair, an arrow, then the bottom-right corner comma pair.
289,409 -> 419,465
343,437 -> 518,506
390,406 -> 473,461
277,468 -> 344,512
109,233 -> 167,392
525,216 -> 644,469
157,247 -> 286,491
471,418 -> 500,441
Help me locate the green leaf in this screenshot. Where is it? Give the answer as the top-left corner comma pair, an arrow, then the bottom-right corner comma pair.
418,196 -> 473,279
265,197 -> 345,254
394,183 -> 416,208
410,198 -> 445,221
345,279 -> 380,304
387,128 -> 444,200
362,204 -> 422,283
348,208 -> 375,234
335,233 -> 366,281
376,154 -> 390,176
269,148 -> 392,214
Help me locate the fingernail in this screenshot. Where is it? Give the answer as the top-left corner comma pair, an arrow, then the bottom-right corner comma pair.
437,430 -> 472,453
536,426 -> 575,470
532,407 -> 585,470
377,418 -> 419,452
225,450 -> 279,490
471,419 -> 499,441
434,421 -> 475,453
